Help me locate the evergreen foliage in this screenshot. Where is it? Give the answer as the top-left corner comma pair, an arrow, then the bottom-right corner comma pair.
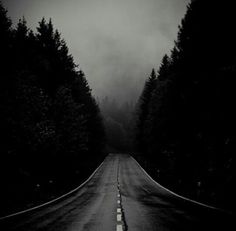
0,2 -> 105,216
100,97 -> 134,151
134,0 -> 235,211
135,69 -> 157,154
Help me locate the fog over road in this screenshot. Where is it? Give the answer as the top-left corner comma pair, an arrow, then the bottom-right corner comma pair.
0,154 -> 233,231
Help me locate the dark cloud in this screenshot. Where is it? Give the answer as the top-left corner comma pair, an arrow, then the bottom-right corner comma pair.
2,0 -> 190,102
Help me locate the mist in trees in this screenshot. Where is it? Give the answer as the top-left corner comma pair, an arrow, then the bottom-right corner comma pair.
0,2 -> 105,216
1,0 -> 235,217
134,0 -> 235,211
100,97 -> 134,152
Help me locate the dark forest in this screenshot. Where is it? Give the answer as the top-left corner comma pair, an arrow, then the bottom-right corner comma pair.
0,0 -> 235,220
0,2 -> 105,216
134,0 -> 235,211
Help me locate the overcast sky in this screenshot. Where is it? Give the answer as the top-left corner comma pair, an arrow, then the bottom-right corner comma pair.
2,0 -> 190,103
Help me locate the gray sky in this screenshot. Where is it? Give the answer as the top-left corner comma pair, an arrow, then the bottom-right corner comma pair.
2,0 -> 190,103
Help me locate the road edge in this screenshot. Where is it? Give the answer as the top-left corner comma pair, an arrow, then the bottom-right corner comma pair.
131,155 -> 231,214
0,156 -> 106,221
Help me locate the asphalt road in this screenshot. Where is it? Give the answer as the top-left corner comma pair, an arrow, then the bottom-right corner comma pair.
0,154 -> 234,231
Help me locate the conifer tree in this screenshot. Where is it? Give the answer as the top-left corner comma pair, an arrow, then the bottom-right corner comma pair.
135,68 -> 157,153
0,2 -> 105,214
135,0 -> 235,209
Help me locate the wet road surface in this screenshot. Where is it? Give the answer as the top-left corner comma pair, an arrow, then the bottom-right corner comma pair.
0,154 -> 234,230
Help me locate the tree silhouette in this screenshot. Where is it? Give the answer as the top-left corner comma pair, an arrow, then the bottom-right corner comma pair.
135,68 -> 157,154
0,2 -> 105,216
134,0 -> 235,210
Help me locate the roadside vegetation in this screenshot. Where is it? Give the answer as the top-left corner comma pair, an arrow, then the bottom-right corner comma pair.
0,2 -> 105,216
134,0 -> 235,211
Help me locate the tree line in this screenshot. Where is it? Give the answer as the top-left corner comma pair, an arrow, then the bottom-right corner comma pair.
0,2 -> 105,215
135,0 -> 235,211
99,97 -> 134,152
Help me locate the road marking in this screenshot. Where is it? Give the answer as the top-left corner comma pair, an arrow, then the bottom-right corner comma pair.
116,224 -> 123,231
0,157 -> 106,221
117,208 -> 121,213
130,155 -> 225,212
117,214 -> 122,221
117,193 -> 120,197
117,200 -> 120,204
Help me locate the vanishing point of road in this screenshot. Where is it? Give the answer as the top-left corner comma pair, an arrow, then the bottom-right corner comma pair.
0,154 -> 234,231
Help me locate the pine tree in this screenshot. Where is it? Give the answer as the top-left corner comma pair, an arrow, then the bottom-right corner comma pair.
158,55 -> 171,81
0,5 -> 105,214
135,68 -> 157,153
0,2 -> 12,86
0,2 -> 12,52
135,0 -> 235,209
